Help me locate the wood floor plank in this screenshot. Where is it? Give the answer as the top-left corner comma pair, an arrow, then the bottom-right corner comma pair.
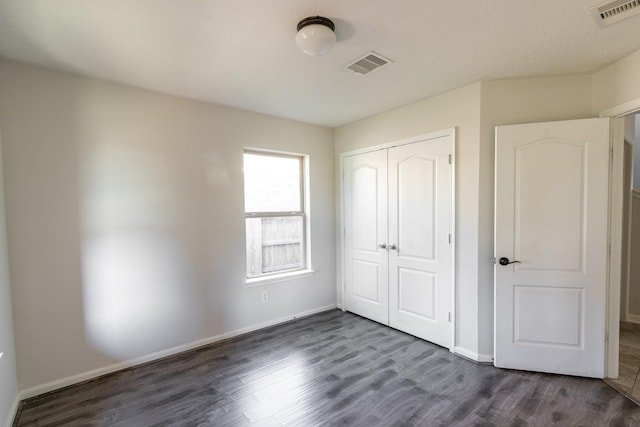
15,310 -> 640,426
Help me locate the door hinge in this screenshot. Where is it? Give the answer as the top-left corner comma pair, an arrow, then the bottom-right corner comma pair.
448,154 -> 452,165
448,312 -> 452,322
448,234 -> 452,244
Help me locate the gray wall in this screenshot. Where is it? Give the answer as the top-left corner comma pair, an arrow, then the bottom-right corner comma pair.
0,59 -> 336,393
629,194 -> 640,320
625,114 -> 640,321
0,131 -> 19,427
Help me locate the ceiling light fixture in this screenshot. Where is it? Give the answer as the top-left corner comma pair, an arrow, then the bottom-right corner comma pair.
295,16 -> 336,56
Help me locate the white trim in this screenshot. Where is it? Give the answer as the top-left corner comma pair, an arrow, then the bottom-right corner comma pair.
622,142 -> 634,326
606,117 -> 624,379
242,149 -> 312,283
340,128 -> 455,159
599,95 -> 640,380
627,314 -> 640,324
338,128 -> 457,351
453,346 -> 493,363
599,98 -> 640,119
449,128 -> 457,352
3,396 -> 19,427
20,304 -> 337,399
338,153 -> 345,311
245,269 -> 315,286
493,125 -> 499,367
599,95 -> 640,379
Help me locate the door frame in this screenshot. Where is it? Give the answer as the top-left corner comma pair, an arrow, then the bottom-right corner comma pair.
621,141 -> 634,324
600,97 -> 640,378
338,128 -> 457,351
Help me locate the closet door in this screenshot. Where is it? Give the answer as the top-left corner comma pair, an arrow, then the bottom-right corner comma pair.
343,150 -> 389,324
388,138 -> 452,348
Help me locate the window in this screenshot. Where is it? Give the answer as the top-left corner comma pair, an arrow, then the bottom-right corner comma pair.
243,151 -> 308,280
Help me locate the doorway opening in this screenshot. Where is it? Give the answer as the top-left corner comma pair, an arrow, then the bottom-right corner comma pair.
608,112 -> 640,403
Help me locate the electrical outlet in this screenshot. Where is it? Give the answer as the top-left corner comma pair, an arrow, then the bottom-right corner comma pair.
261,290 -> 269,303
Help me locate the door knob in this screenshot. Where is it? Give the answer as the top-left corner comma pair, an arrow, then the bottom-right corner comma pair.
498,257 -> 521,266
388,244 -> 397,250
378,243 -> 387,249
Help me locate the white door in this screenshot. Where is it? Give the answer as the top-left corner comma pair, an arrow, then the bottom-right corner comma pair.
494,118 -> 610,378
344,149 -> 389,324
388,138 -> 452,348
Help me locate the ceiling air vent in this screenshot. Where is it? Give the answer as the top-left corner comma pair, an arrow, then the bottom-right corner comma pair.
592,0 -> 640,25
345,52 -> 393,76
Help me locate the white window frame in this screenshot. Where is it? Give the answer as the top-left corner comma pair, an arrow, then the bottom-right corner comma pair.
244,149 -> 313,286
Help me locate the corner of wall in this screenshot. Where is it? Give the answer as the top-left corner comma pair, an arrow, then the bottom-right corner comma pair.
3,397 -> 19,427
0,130 -> 19,427
592,48 -> 640,115
453,345 -> 493,364
476,74 -> 596,359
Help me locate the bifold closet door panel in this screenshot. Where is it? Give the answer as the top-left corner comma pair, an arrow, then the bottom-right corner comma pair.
343,149 -> 389,325
388,137 -> 452,348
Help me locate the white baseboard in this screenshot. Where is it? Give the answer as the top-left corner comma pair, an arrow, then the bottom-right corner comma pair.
454,346 -> 493,364
4,395 -> 19,427
476,353 -> 494,363
626,314 -> 640,324
21,304 -> 337,400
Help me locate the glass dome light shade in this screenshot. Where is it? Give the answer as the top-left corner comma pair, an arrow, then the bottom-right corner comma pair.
295,22 -> 336,56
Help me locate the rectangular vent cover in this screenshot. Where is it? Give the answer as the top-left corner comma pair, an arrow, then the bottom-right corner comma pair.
345,52 -> 393,76
592,0 -> 640,25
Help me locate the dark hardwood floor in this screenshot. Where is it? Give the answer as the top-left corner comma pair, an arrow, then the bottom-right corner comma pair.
14,310 -> 640,426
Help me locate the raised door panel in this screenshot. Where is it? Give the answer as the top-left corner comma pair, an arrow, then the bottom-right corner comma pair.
397,268 -> 436,320
351,166 -> 379,252
397,155 -> 436,261
513,286 -> 583,347
515,141 -> 585,273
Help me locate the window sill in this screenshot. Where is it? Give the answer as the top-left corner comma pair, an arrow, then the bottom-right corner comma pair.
245,269 -> 315,287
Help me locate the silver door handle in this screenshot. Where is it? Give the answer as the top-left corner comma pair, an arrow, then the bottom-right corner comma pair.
378,243 -> 387,249
388,244 -> 397,250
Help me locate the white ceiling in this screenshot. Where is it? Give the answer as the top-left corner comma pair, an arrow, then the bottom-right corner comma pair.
1,1 -> 640,127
